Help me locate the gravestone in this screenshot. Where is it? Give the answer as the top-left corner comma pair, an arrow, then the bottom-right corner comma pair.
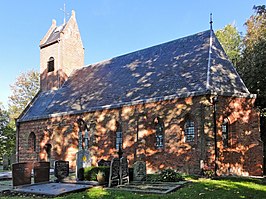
76,150 -> 91,180
12,162 -> 33,187
34,162 -> 50,183
75,123 -> 92,180
133,161 -> 146,181
10,154 -> 16,165
98,159 -> 111,167
120,157 -> 129,185
54,160 -> 69,182
3,154 -> 9,170
108,158 -> 120,187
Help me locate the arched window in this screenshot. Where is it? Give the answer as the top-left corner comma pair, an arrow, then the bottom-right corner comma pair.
222,118 -> 229,147
47,57 -> 54,72
115,122 -> 122,150
184,120 -> 195,142
154,117 -> 164,148
28,132 -> 36,151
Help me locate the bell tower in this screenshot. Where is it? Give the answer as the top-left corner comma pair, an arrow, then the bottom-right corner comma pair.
39,10 -> 84,91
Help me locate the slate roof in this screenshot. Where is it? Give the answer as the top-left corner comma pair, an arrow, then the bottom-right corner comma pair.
19,30 -> 253,122
40,24 -> 66,48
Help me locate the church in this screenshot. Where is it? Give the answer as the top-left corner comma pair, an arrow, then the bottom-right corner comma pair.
16,11 -> 263,176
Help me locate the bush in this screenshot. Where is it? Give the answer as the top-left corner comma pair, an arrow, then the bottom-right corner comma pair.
84,166 -> 110,181
203,169 -> 214,178
159,169 -> 184,182
175,172 -> 185,181
146,174 -> 161,182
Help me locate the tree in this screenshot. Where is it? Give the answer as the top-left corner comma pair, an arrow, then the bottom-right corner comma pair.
238,5 -> 266,114
0,103 -> 15,157
215,24 -> 242,65
3,70 -> 39,157
8,69 -> 40,120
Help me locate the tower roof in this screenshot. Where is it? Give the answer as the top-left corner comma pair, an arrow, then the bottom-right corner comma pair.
40,24 -> 66,48
19,30 -> 253,122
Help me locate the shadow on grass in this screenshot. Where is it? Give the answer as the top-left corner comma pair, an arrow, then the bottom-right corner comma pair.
0,177 -> 265,199
61,177 -> 266,199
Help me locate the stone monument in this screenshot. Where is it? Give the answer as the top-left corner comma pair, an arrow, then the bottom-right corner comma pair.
76,119 -> 92,180
54,160 -> 69,182
12,162 -> 33,187
133,161 -> 146,181
3,154 -> 9,170
34,161 -> 50,183
108,158 -> 120,187
120,157 -> 129,185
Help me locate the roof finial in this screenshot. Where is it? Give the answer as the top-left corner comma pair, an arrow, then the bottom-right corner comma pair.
60,3 -> 69,24
210,13 -> 213,31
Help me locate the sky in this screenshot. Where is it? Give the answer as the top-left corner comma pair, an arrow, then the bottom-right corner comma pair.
0,0 -> 265,109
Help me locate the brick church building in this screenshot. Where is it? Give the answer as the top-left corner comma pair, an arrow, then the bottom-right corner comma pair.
17,11 -> 263,176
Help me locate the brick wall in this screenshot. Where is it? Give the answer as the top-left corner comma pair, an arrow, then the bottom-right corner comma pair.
18,95 -> 263,176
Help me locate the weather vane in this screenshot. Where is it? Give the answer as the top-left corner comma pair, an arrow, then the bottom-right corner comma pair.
60,3 -> 69,24
210,13 -> 213,30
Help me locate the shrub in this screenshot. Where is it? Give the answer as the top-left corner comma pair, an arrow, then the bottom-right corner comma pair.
84,166 -> 110,181
146,173 -> 161,182
159,169 -> 184,182
203,169 -> 214,178
175,172 -> 185,181
160,169 -> 177,182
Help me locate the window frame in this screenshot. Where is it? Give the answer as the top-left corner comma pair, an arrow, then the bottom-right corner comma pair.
47,57 -> 55,72
222,119 -> 229,148
28,132 -> 36,152
115,122 -> 123,150
184,120 -> 195,142
154,117 -> 164,149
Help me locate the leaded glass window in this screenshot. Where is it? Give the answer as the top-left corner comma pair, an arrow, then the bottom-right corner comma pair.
222,122 -> 229,147
184,121 -> 195,142
115,122 -> 122,150
154,117 -> 164,149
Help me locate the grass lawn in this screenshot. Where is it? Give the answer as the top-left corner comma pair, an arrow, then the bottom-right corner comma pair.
0,176 -> 265,199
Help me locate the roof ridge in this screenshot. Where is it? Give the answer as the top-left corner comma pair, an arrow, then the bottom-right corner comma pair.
79,30 -> 211,69
206,29 -> 213,91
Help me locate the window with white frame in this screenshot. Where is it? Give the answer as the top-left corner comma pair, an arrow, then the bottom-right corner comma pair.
222,119 -> 229,147
115,122 -> 122,150
154,117 -> 164,148
184,120 -> 195,142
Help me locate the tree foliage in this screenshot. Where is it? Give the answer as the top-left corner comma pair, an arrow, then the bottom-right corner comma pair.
8,69 -> 40,120
0,103 -> 15,157
215,24 -> 242,65
238,5 -> 266,114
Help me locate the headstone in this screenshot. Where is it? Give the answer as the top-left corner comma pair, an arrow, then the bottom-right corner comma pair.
12,162 -> 33,187
33,162 -> 50,183
3,154 -> 9,170
75,125 -> 92,181
54,160 -> 69,182
10,154 -> 16,165
133,161 -> 147,181
120,157 -> 129,185
98,159 -> 111,167
76,150 -> 91,180
108,158 -> 120,187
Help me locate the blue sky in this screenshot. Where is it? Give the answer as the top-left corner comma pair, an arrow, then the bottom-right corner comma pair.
0,0 -> 264,109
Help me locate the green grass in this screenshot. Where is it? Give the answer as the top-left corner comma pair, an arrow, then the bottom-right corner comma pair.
0,176 -> 265,199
